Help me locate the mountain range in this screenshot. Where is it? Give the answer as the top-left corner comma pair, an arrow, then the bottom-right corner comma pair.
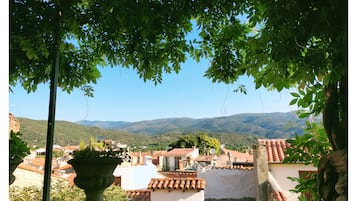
76,111 -> 321,138
16,111 -> 322,150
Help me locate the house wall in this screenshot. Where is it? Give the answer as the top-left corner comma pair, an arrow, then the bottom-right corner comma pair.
168,157 -> 176,171
113,157 -> 165,190
197,168 -> 256,199
151,190 -> 204,201
191,148 -> 199,158
269,163 -> 317,201
165,156 -> 189,171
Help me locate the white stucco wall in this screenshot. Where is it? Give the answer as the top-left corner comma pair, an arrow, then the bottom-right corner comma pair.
191,148 -> 199,159
197,168 -> 256,199
151,190 -> 204,201
113,157 -> 164,190
269,163 -> 317,201
167,157 -> 176,171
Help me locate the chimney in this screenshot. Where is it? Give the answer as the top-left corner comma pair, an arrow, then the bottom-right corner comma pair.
138,151 -> 143,165
143,156 -> 153,166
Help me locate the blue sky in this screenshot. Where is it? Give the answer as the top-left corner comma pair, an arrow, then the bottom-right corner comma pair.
7,14 -> 301,123
9,57 -> 298,122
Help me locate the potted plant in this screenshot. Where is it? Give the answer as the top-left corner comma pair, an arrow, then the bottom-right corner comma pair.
9,131 -> 31,185
68,138 -> 130,201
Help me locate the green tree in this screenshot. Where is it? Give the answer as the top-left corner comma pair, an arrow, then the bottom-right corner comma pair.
169,133 -> 220,155
283,122 -> 332,200
10,1 -> 347,200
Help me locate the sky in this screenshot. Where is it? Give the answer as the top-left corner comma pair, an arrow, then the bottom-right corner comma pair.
9,59 -> 299,122
6,10 -> 301,123
6,3 -> 356,124
2,2 -> 357,199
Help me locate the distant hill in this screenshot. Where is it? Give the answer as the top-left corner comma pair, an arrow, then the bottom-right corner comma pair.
77,111 -> 321,138
16,111 -> 321,150
17,117 -> 151,148
17,117 -> 258,151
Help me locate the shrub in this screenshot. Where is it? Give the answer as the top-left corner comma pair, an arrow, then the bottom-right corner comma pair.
9,180 -> 129,201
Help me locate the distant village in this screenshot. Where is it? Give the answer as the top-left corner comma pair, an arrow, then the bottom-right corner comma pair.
10,113 -> 316,201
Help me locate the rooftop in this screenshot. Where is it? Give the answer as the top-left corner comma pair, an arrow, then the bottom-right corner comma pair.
257,139 -> 290,163
159,171 -> 197,178
148,178 -> 206,191
163,148 -> 196,157
126,190 -> 151,201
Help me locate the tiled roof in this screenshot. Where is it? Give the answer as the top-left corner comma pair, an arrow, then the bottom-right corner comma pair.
18,163 -> 71,182
64,145 -> 79,151
268,171 -> 287,201
221,148 -> 254,162
163,148 -> 196,157
18,163 -> 44,174
195,155 -> 216,162
211,165 -> 254,171
30,158 -> 46,166
131,150 -> 167,157
58,164 -> 72,170
148,178 -> 206,191
126,190 -> 151,201
159,171 -> 197,178
257,139 -> 290,163
273,191 -> 288,201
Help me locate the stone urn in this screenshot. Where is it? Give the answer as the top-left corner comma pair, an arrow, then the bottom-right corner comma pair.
68,158 -> 120,201
9,157 -> 23,185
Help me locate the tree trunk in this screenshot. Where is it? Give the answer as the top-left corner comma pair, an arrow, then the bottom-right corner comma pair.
319,79 -> 347,201
318,149 -> 347,201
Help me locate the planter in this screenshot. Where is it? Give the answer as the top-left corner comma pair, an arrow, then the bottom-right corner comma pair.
9,157 -> 23,185
68,158 -> 120,201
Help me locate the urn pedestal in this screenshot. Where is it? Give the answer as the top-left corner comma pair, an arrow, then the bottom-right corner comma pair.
68,158 -> 120,201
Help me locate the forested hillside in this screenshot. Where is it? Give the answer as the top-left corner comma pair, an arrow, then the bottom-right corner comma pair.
17,118 -> 260,151
77,111 -> 319,138
16,111 -> 321,151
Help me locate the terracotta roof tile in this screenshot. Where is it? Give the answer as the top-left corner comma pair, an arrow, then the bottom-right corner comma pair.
258,139 -> 290,163
148,178 -> 206,191
268,170 -> 287,201
131,150 -> 167,157
159,171 -> 197,178
17,163 -> 72,182
18,163 -> 44,174
58,164 -> 72,170
273,191 -> 288,201
195,155 -> 216,162
211,166 -> 254,171
126,190 -> 151,201
30,158 -> 46,166
221,148 -> 254,162
163,148 -> 196,157
64,145 -> 79,151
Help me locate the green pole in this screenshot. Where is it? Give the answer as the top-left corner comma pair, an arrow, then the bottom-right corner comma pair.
42,5 -> 60,201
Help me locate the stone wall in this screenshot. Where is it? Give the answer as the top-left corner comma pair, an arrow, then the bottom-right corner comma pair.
9,113 -> 20,133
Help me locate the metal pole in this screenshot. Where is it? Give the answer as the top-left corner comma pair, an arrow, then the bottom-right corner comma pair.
42,5 -> 60,201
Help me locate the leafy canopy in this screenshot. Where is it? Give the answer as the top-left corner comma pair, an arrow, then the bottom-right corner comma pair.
11,0 -> 346,115
169,132 -> 220,155
283,122 -> 332,200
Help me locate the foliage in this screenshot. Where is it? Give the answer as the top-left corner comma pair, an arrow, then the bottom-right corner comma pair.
283,122 -> 332,200
10,0 -> 346,151
9,131 -> 31,159
9,180 -> 129,201
17,112 -> 305,149
223,143 -> 251,153
169,132 -> 220,155
72,138 -> 130,162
